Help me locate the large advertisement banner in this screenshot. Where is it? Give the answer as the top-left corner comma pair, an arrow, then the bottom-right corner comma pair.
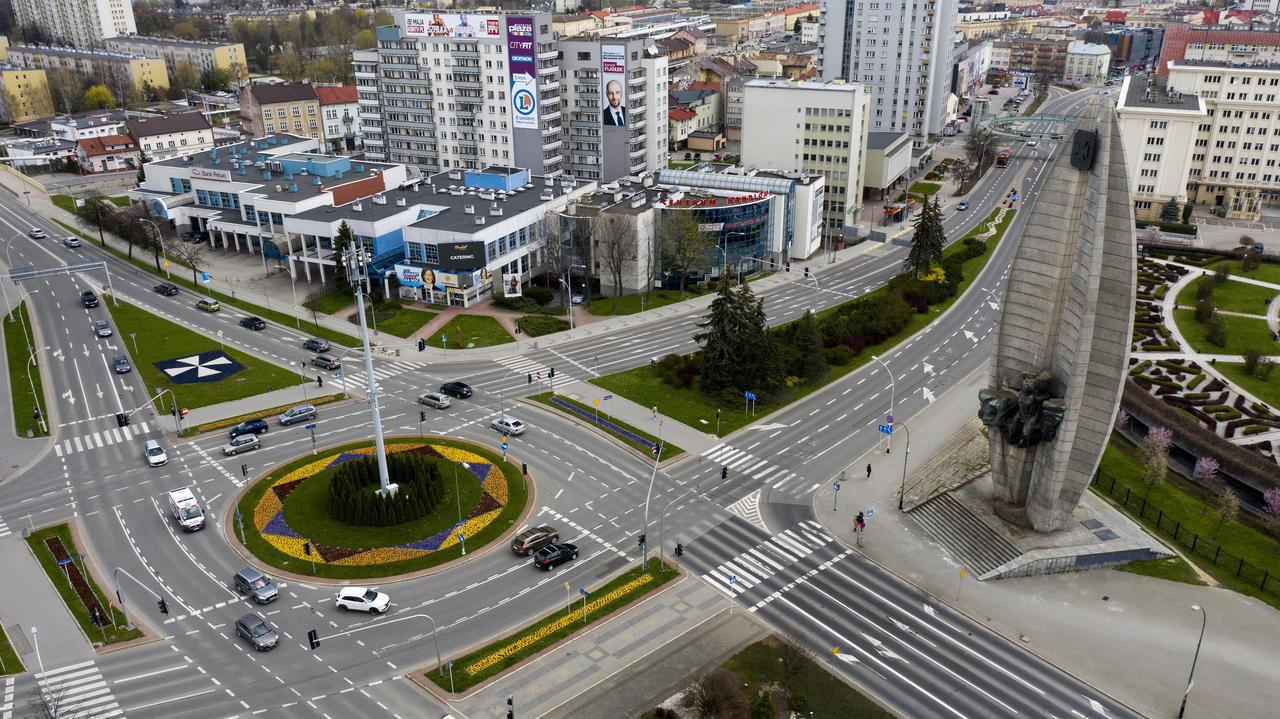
601,43 -> 628,181
507,16 -> 538,131
403,13 -> 501,38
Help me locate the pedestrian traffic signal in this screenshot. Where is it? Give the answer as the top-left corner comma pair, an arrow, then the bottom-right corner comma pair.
638,534 -> 646,548
419,410 -> 427,423
651,444 -> 660,458
303,542 -> 312,556
418,338 -> 426,352
785,261 -> 791,272
157,598 -> 168,615
527,373 -> 532,385
307,629 -> 320,650
721,466 -> 728,480
804,266 -> 810,278
549,367 -> 555,378
675,543 -> 684,557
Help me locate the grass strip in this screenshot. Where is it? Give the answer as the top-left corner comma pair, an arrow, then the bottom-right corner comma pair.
517,315 -> 570,337
54,219 -> 361,348
1094,438 -> 1280,610
25,524 -> 142,645
1175,275 -> 1278,315
104,296 -> 305,411
346,302 -> 436,339
426,314 -> 513,349
3,301 -> 48,437
235,438 -> 528,579
595,208 -> 1014,435
0,623 -> 24,676
302,289 -> 354,315
1172,308 -> 1276,356
586,287 -> 712,317
1207,258 -> 1280,286
723,637 -> 895,718
529,392 -> 686,459
1214,362 -> 1280,410
182,393 -> 346,436
427,559 -> 676,693
1114,556 -> 1206,586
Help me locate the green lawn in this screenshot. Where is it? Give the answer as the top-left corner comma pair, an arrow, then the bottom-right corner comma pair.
1094,438 -> 1280,610
519,315 -> 570,337
56,220 -> 361,347
51,194 -> 130,213
1176,275 -> 1277,315
303,289 -> 354,315
25,524 -> 142,645
346,300 -> 436,339
1115,556 -> 1206,586
722,638 -> 895,718
427,314 -> 513,349
908,181 -> 942,197
236,438 -> 528,580
1208,258 -> 1280,286
282,456 -> 482,548
1173,308 -> 1276,355
3,302 -> 48,437
104,297 -> 305,411
595,208 -> 1015,435
1215,361 -> 1280,409
0,623 -> 24,675
530,393 -> 686,458
586,287 -> 713,317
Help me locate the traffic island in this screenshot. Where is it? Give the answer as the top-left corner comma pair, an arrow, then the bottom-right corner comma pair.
530,392 -> 686,460
24,523 -> 142,647
232,437 -> 528,580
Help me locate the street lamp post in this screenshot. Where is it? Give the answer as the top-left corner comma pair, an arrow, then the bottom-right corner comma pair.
871,355 -> 896,453
343,247 -> 394,497
140,219 -> 171,280
896,423 -> 912,510
2,233 -> 25,321
640,419 -> 664,572
27,346 -> 49,434
559,278 -> 575,330
31,626 -> 52,718
13,289 -> 39,351
1178,605 -> 1208,719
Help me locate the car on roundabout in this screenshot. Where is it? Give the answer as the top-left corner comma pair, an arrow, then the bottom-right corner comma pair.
229,418 -> 269,439
532,542 -> 578,571
511,525 -> 558,556
222,433 -> 261,456
335,586 -> 390,614
492,416 -> 525,436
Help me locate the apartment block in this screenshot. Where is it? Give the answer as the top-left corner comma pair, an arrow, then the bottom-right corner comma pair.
0,68 -> 54,122
1158,23 -> 1280,75
104,36 -> 248,81
741,79 -> 870,243
240,83 -> 322,142
1007,36 -> 1072,79
820,0 -> 957,145
11,0 -> 136,49
1064,42 -> 1112,84
6,45 -> 168,93
126,112 -> 213,160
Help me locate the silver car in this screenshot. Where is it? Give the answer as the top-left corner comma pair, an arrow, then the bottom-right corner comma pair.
222,434 -> 260,456
235,613 -> 278,651
418,392 -> 451,409
93,320 -> 112,337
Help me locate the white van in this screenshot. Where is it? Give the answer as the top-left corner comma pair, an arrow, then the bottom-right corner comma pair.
144,439 -> 168,467
167,487 -> 205,532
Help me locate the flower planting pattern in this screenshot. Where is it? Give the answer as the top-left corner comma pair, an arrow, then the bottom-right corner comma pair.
250,442 -> 511,566
463,574 -> 654,676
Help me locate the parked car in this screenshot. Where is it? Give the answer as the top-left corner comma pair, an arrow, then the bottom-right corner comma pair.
334,586 -> 390,614
229,418 -> 269,439
310,354 -> 340,370
196,298 -> 220,312
491,416 -> 526,436
532,542 -> 579,571
278,404 -> 316,426
81,290 -> 99,308
153,282 -> 179,296
222,434 -> 261,456
239,316 -> 266,331
303,337 -> 330,352
93,320 -> 113,337
956,201 -> 969,211
112,354 -> 131,373
439,381 -> 472,399
986,88 -> 999,95
62,236 -> 81,248
571,293 -> 585,305
235,613 -> 278,651
511,525 -> 559,556
233,567 -> 278,604
418,392 -> 451,409
28,227 -> 45,239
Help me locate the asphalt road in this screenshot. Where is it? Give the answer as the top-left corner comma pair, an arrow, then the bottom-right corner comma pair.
0,87 -> 1134,719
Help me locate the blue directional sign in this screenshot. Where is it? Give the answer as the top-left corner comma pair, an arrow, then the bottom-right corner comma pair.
1010,194 -> 1019,202
56,557 -> 73,566
833,482 -> 841,492
878,424 -> 894,435
744,391 -> 757,401
501,442 -> 509,451
200,271 -> 210,283
603,394 -> 613,401
579,587 -> 590,598
458,532 -> 465,542
335,370 -> 343,379
305,423 -> 317,430
866,508 -> 875,519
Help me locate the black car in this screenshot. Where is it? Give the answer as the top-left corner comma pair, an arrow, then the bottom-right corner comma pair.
303,337 -> 330,352
112,354 -> 131,373
532,542 -> 579,571
239,316 -> 266,331
440,381 -> 473,399
80,290 -> 99,308
153,282 -> 179,296
229,418 -> 269,439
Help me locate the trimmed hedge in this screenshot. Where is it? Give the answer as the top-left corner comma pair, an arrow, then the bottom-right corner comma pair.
328,452 -> 444,527
1243,425 -> 1272,436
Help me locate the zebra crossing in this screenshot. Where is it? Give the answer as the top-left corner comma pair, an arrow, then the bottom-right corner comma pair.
53,421 -> 157,459
2,676 -> 13,719
701,520 -> 834,599
0,515 -> 11,539
34,660 -> 122,718
495,354 -> 575,385
334,360 -> 428,392
701,444 -> 821,496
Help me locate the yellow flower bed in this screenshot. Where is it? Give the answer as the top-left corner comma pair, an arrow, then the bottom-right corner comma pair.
253,491 -> 283,532
482,465 -> 507,505
332,546 -> 427,565
263,533 -> 311,560
435,508 -> 502,552
464,573 -> 654,676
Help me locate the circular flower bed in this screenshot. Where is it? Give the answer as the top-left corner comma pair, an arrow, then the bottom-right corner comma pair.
235,437 -> 526,579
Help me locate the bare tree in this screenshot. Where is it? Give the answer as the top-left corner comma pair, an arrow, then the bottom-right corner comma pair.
27,683 -> 87,719
594,214 -> 637,314
678,667 -> 748,719
45,67 -> 82,115
169,238 -> 209,286
966,127 -> 998,179
642,215 -> 661,301
659,210 -> 711,294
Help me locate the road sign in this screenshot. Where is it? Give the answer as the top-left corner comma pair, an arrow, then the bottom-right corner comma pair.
217,329 -> 223,337
335,371 -> 342,379
878,424 -> 893,435
729,575 -> 737,585
458,532 -> 465,541
501,442 -> 509,451
593,398 -> 599,406
744,391 -> 757,401
200,271 -> 210,283
603,394 -> 613,400
579,587 -> 590,598
833,482 -> 841,492
56,557 -> 73,566
304,423 -> 317,430
866,508 -> 875,519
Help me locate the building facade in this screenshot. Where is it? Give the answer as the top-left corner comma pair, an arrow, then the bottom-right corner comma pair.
316,85 -> 361,152
6,45 -> 168,94
11,0 -> 136,49
0,68 -> 53,122
1064,43 -> 1112,84
75,133 -> 137,173
103,36 -> 247,81
126,112 -> 213,160
240,83 -> 322,142
741,79 -> 869,243
1008,36 -> 1072,80
1103,27 -> 1164,72
820,0 -> 957,145
1157,23 -> 1280,75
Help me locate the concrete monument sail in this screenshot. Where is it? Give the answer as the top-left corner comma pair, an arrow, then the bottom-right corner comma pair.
979,100 -> 1137,533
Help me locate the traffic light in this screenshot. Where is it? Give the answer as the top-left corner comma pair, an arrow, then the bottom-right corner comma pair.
721,466 -> 728,480
507,696 -> 514,719
675,543 -> 684,557
116,412 -> 129,428
419,410 -> 427,423
549,367 -> 555,378
157,598 -> 168,615
638,534 -> 646,548
785,261 -> 791,272
417,338 -> 426,352
307,629 -> 320,650
303,542 -> 312,556
527,373 -> 532,384
804,266 -> 810,278
651,444 -> 660,458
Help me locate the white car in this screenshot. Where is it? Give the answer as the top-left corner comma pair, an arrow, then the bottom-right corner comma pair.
491,416 -> 526,436
335,586 -> 390,614
221,434 -> 260,456
418,392 -> 452,409
28,227 -> 45,239
1026,140 -> 1038,147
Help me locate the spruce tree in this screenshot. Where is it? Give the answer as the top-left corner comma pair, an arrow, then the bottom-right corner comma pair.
333,221 -> 354,287
1159,197 -> 1181,223
692,279 -> 741,393
793,310 -> 827,380
905,197 -> 946,278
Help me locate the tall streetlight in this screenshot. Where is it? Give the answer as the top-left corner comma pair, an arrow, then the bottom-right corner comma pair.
28,346 -> 49,434
139,219 -> 171,280
342,246 -> 394,497
871,355 -> 896,453
896,422 -> 912,510
31,626 -> 52,718
558,278 -> 575,330
1178,605 -> 1208,719
639,419 -> 664,572
13,289 -> 39,351
2,233 -> 24,321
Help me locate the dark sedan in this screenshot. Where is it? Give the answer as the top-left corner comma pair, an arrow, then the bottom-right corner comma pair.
532,542 -> 578,571
440,381 -> 473,399
239,316 -> 266,331
153,282 -> 179,296
229,418 -> 269,439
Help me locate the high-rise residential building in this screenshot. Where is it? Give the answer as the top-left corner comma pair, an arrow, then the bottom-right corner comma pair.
103,36 -> 248,82
11,0 -> 137,49
740,78 -> 869,244
358,11 -> 564,178
0,67 -> 54,122
820,0 -> 956,145
240,83 -> 322,142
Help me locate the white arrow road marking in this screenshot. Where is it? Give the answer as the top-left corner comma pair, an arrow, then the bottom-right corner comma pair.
861,633 -> 908,663
752,422 -> 790,431
964,329 -> 977,343
53,349 -> 64,361
95,383 -> 103,400
61,389 -> 76,405
987,300 -> 1000,310
922,362 -> 935,376
922,387 -> 936,404
835,652 -> 861,665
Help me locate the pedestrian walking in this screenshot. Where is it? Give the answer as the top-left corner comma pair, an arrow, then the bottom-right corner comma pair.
316,374 -> 323,388
866,463 -> 872,479
651,405 -> 658,419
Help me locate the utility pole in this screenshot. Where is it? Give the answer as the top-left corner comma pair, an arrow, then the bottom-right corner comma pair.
343,247 -> 394,497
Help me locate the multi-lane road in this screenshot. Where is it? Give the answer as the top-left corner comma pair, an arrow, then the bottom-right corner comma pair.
0,87 -> 1135,719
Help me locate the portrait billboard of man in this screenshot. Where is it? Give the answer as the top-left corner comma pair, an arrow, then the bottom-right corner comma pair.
601,44 -> 628,180
603,79 -> 625,126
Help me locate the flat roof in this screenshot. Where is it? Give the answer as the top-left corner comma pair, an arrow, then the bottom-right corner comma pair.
1169,58 -> 1280,73
1121,74 -> 1202,112
866,131 -> 910,151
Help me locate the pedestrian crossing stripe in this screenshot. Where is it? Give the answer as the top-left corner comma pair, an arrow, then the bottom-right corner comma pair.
0,515 -> 10,539
702,521 -> 834,598
1,674 -> 13,719
495,355 -> 575,384
54,422 -> 154,458
34,660 -> 122,718
701,444 -> 809,496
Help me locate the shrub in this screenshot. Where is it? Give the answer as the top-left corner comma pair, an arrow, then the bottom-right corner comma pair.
1187,373 -> 1206,390
1194,299 -> 1215,323
1214,409 -> 1243,421
518,315 -> 570,337
1243,347 -> 1263,375
327,452 -> 443,527
1183,392 -> 1210,400
825,344 -> 854,365
1206,316 -> 1228,347
1243,425 -> 1271,436
523,285 -> 553,306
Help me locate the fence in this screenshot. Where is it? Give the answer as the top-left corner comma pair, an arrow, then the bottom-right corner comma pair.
1094,471 -> 1279,600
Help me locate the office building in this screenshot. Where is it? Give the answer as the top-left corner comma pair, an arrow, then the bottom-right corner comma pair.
1157,23 -> 1280,75
316,85 -> 361,152
1103,27 -> 1164,73
104,36 -> 248,82
741,79 -> 869,242
1064,43 -> 1112,84
126,112 -> 213,160
820,0 -> 957,145
6,45 -> 168,94
240,83 -> 322,142
10,0 -> 136,49
0,68 -> 53,122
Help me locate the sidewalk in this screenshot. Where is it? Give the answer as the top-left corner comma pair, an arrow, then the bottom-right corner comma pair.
0,316 -> 50,484
811,363 -> 1280,719
0,537 -> 95,669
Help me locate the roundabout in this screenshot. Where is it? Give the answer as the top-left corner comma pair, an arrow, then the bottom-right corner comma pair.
232,437 -> 529,580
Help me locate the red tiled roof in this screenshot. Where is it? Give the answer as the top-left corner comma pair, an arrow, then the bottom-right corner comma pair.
77,134 -> 137,156
669,108 -> 697,121
316,85 -> 357,106
784,3 -> 820,15
1104,10 -> 1127,22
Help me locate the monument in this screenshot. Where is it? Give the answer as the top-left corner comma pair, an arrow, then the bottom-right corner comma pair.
979,100 -> 1136,533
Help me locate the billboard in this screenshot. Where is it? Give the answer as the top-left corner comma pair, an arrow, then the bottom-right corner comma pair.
507,16 -> 538,131
502,273 -> 522,297
403,13 -> 501,38
438,241 -> 487,270
601,43 -> 629,181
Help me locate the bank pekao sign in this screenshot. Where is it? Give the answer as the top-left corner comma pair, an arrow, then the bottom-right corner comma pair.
191,167 -> 232,182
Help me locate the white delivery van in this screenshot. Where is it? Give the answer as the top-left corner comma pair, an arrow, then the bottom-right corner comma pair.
167,487 -> 205,532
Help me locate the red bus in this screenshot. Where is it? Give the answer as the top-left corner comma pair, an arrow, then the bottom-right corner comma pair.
995,148 -> 1013,168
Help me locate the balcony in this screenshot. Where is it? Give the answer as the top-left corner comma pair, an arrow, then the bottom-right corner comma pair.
629,103 -> 647,115
579,75 -> 599,85
454,79 -> 483,90
452,48 -> 480,59
539,79 -> 560,94
542,138 -> 564,153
